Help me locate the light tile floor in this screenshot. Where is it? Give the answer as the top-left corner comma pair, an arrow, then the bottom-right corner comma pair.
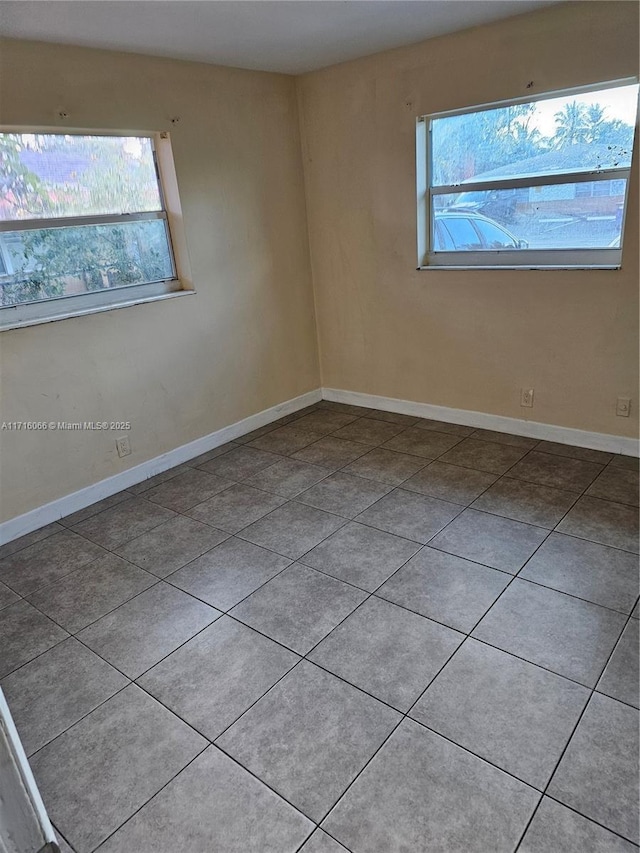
0,400 -> 638,853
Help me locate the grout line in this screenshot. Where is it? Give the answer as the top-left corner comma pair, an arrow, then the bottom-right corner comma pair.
3,405 -> 638,852
512,602 -> 640,851
89,742 -> 212,852
538,793 -> 640,847
52,823 -> 78,853
25,681 -> 133,762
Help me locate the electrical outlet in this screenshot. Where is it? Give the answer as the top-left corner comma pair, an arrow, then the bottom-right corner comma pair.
616,397 -> 631,417
116,436 -> 131,458
520,388 -> 534,408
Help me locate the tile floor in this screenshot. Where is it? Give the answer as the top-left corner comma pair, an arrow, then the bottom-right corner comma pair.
1,400 -> 638,853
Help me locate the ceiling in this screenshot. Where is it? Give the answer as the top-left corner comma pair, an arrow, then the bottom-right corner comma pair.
0,0 -> 560,75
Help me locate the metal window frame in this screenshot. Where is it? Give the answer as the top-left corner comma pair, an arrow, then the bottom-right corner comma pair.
0,129 -> 187,330
416,78 -> 639,270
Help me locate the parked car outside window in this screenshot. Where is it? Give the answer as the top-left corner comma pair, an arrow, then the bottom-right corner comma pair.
434,211 -> 528,251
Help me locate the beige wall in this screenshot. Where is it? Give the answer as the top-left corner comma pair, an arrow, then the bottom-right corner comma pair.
1,3 -> 639,524
0,40 -> 319,522
298,1 -> 639,438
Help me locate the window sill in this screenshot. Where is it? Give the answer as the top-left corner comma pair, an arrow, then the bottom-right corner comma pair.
0,282 -> 193,331
417,264 -> 622,271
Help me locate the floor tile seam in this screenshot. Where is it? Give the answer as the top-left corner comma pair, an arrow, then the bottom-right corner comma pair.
191,460 -> 335,498
0,633 -> 70,681
86,742 -> 212,853
208,739 -> 323,831
400,523 -> 560,717
347,490 -> 470,540
112,528 -> 239,580
10,550 -> 161,607
319,414 -> 423,444
293,421 -> 468,465
294,553 -> 423,596
26,575 -> 166,640
9,491 -> 628,684
500,458 -> 640,507
161,555 -> 295,616
24,680 -> 132,762
512,605 -> 640,849
423,538 -> 534,576
184,486 -> 359,534
185,658 -> 307,746
488,470 -> 591,501
69,508 -> 183,552
402,549 -> 540,714
25,642 -> 231,791
551,505 -> 640,554
512,705 -> 623,853
399,464 -> 498,505
52,824 -> 77,853
281,584 -> 480,828
289,476 -> 398,512
0,525 -> 64,561
293,532 -> 461,663
18,578 -> 223,689
408,715 -> 552,794
505,447 -> 608,485
148,475 -> 250,514
467,479 -> 583,530
241,461 -> 340,499
307,627 -> 485,831
307,421 -> 633,500
544,527 -> 640,556
0,594 -> 24,611
6,422 -> 628,836
504,573 -> 638,618
22,607 -> 625,853
591,605 -> 640,700
178,441 -> 240,468
293,827 -> 356,853
0,429 -> 629,558
538,793 -> 640,848
56,491 -> 138,529
592,685 -> 640,712
573,489 -> 640,510
0,528 -> 125,593
603,455 -> 638,470
16,588 -> 162,682
364,545 -> 637,644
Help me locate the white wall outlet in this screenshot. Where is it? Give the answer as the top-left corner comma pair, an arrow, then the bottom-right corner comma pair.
115,436 -> 131,458
520,388 -> 534,408
616,397 -> 631,417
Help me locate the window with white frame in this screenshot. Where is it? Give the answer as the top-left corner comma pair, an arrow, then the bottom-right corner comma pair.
416,80 -> 639,269
0,131 -> 189,329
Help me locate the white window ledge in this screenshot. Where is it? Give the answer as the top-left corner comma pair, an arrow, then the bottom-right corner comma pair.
0,282 -> 193,331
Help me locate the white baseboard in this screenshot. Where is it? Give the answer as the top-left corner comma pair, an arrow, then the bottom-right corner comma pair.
3,384 -> 637,547
322,387 -> 640,457
0,388 -> 322,546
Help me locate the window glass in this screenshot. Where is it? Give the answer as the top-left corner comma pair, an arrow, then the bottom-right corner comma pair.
431,84 -> 638,186
434,220 -> 454,250
472,218 -> 518,249
0,134 -> 161,220
1,220 -> 173,307
0,132 -> 177,312
436,179 -> 626,249
438,216 -> 483,250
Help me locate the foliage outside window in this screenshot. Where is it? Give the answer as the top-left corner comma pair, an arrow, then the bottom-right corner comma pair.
416,80 -> 639,269
0,132 -> 183,327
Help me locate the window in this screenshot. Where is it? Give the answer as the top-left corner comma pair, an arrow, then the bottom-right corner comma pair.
416,80 -> 639,269
0,131 -> 191,329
